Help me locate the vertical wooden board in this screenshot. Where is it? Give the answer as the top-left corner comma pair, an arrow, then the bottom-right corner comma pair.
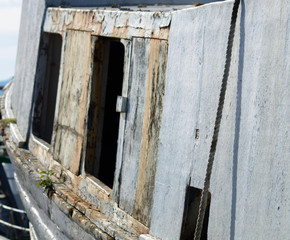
113,39 -> 132,200
134,39 -> 168,226
117,38 -> 168,226
52,30 -> 91,175
118,38 -> 151,215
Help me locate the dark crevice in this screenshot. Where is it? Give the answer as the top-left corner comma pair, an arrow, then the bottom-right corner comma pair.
32,33 -> 62,145
86,38 -> 125,189
180,186 -> 211,240
98,41 -> 124,187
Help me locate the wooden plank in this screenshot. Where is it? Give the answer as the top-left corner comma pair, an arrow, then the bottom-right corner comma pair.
117,38 -> 150,215
52,30 -> 91,175
134,39 -> 168,226
117,38 -> 168,226
113,39 -> 132,201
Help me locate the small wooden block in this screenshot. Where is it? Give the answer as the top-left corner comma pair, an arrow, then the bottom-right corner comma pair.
116,96 -> 127,113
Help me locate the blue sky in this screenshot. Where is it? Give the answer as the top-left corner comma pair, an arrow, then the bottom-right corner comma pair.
0,0 -> 22,81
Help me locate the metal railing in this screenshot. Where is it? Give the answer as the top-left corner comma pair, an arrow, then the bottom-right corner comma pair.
0,203 -> 30,232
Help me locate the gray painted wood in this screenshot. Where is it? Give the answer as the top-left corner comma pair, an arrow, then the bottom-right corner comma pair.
150,1 -> 290,240
116,38 -> 168,227
118,38 -> 151,216
133,39 -> 168,226
10,1 -> 290,239
113,39 -> 132,201
11,0 -> 46,140
150,2 -> 236,239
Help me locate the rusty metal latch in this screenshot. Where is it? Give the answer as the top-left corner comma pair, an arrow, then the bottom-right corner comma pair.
116,96 -> 127,113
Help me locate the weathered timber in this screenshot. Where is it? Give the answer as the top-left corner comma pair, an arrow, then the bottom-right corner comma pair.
44,8 -> 171,40
52,30 -> 91,174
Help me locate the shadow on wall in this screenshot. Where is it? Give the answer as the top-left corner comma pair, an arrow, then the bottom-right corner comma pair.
230,1 -> 245,239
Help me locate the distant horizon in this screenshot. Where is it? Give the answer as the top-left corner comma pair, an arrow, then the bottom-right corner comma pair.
0,76 -> 12,83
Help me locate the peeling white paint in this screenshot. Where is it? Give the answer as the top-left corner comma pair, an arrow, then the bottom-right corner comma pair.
44,8 -> 171,39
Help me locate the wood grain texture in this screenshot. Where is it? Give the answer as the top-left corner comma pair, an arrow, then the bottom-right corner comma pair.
134,39 -> 168,226
52,30 -> 91,175
117,38 -> 168,226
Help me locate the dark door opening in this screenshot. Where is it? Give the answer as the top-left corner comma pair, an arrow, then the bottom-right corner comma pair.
32,33 -> 62,144
180,186 -> 211,240
86,38 -> 124,188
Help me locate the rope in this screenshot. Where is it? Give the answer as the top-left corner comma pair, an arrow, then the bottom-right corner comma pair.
193,1 -> 241,239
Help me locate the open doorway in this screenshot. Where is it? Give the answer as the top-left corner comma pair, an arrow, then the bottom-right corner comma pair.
86,37 -> 125,188
32,33 -> 62,144
180,186 -> 211,240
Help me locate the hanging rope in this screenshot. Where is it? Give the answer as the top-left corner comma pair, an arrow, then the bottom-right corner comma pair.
193,0 -> 241,239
